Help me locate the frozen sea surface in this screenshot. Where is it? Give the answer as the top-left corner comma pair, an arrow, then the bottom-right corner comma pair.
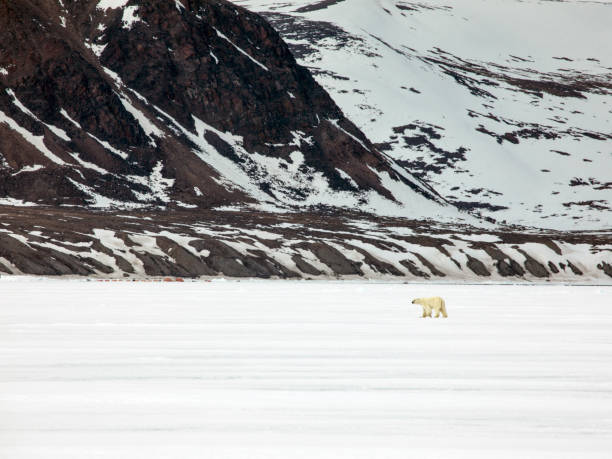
1,281 -> 611,458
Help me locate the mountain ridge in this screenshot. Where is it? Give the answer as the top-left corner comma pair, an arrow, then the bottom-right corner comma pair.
234,0 -> 612,230
0,0 -> 610,281
0,0 -> 451,219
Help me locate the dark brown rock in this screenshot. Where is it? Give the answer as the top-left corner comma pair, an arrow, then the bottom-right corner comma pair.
245,249 -> 299,278
0,206 -> 610,282
517,250 -> 549,278
566,261 -> 583,276
291,254 -> 323,276
340,244 -> 403,276
597,262 -> 612,278
82,256 -> 115,275
156,237 -> 216,277
495,259 -> 525,277
45,251 -> 95,276
473,244 -> 524,277
114,255 -> 136,274
542,239 -> 563,255
0,234 -> 56,275
307,242 -> 363,276
0,0 -> 425,209
133,252 -> 186,277
412,252 -> 446,277
548,261 -> 560,274
466,255 -> 490,277
399,259 -> 429,278
190,240 -> 253,277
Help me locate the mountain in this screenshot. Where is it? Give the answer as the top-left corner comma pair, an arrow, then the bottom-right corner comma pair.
0,0 -> 450,218
0,0 -> 610,282
235,0 -> 612,230
1,205 -> 611,281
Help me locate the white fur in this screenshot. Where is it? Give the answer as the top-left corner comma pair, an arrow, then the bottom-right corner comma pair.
412,297 -> 447,318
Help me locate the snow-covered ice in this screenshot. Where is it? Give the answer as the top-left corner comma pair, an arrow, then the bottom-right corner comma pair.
0,281 -> 611,458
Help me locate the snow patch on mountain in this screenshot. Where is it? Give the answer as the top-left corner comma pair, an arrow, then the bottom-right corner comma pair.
236,0 -> 612,230
121,5 -> 140,30
0,109 -> 66,166
97,0 -> 129,10
125,161 -> 174,203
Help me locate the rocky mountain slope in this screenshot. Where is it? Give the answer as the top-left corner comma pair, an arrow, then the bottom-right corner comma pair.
1,206 -> 611,282
235,0 -> 612,230
0,0 -> 451,219
0,0 -> 610,282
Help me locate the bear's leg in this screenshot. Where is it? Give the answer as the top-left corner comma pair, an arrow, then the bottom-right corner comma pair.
421,306 -> 428,318
434,307 -> 440,318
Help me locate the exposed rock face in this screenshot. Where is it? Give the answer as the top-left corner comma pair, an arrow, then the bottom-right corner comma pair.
0,0 -> 439,211
1,1 -> 609,282
0,206 -> 610,283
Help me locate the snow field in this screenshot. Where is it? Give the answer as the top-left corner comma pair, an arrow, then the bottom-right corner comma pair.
0,281 -> 611,458
235,0 -> 612,229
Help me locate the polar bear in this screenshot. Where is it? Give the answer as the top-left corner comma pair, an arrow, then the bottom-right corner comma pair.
412,297 -> 447,318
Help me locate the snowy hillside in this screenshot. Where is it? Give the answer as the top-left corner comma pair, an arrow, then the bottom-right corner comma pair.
0,0 -> 459,221
235,0 -> 612,229
1,206 -> 611,282
0,0 -> 610,281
